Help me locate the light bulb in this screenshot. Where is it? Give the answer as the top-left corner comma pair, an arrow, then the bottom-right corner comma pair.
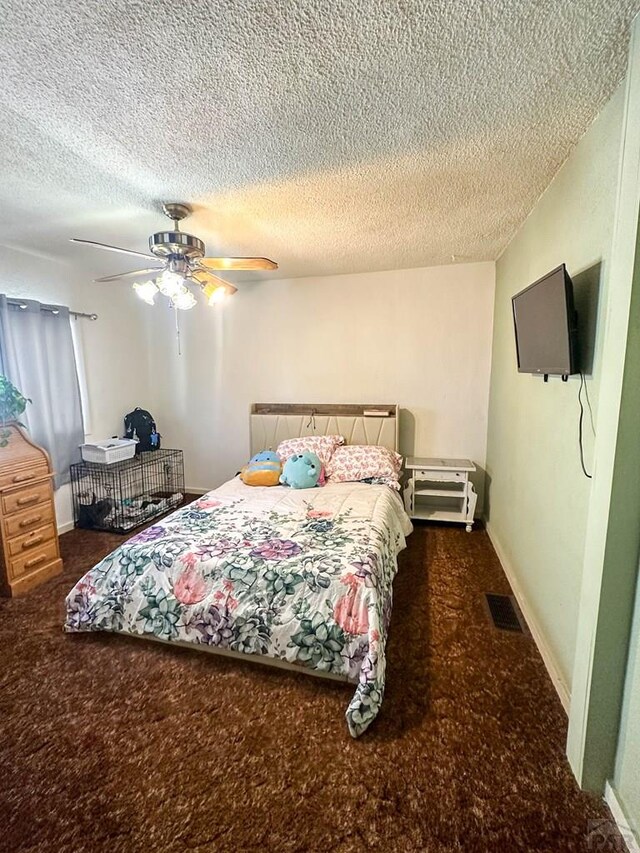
171,288 -> 197,310
157,270 -> 186,298
208,287 -> 227,305
202,282 -> 229,305
133,280 -> 158,305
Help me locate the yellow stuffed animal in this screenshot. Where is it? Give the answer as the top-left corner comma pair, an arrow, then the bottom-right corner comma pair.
240,450 -> 282,486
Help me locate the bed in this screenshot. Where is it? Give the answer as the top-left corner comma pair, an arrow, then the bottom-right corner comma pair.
64,404 -> 413,737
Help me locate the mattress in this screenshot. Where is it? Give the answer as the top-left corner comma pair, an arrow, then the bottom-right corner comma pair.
64,477 -> 413,736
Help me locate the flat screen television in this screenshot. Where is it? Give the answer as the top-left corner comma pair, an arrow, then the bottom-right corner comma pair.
512,263 -> 578,378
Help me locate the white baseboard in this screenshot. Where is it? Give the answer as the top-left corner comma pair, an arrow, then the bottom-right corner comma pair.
484,520 -> 571,714
604,782 -> 640,853
58,520 -> 75,535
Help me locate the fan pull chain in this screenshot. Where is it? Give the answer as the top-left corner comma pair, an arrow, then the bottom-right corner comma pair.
174,307 -> 182,356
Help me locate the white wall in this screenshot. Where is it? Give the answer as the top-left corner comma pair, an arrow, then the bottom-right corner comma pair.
1,253 -> 494,529
0,249 -> 156,529
146,262 -> 495,504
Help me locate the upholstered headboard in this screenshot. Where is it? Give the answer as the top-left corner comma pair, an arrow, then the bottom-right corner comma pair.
250,403 -> 399,455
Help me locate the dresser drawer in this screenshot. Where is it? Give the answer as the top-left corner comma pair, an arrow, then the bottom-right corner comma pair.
0,465 -> 49,491
7,523 -> 56,558
2,481 -> 52,515
413,469 -> 466,482
9,539 -> 59,581
4,504 -> 54,538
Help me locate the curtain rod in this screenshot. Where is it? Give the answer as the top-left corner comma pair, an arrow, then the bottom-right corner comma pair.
6,298 -> 98,321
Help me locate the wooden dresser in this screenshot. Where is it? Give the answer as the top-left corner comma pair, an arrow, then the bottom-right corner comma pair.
0,423 -> 63,596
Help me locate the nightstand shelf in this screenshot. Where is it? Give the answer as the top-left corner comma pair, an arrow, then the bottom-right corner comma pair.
404,457 -> 477,532
414,488 -> 465,498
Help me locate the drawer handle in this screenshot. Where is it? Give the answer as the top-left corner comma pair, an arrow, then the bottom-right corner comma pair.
25,554 -> 48,569
17,495 -> 40,506
22,535 -> 44,550
19,515 -> 42,528
12,472 -> 36,483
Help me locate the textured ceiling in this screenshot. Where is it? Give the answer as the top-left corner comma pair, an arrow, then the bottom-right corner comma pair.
1,0 -> 639,282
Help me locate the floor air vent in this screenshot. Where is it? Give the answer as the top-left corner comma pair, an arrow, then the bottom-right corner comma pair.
484,593 -> 527,633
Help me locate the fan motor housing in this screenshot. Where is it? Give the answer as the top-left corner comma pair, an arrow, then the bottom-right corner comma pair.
149,231 -> 205,260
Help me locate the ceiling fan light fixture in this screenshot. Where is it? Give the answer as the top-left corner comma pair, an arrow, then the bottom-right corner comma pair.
132,280 -> 159,305
157,269 -> 186,298
74,203 -> 276,315
171,288 -> 197,311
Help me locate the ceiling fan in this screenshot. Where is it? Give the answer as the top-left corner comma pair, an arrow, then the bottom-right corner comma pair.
71,203 -> 278,310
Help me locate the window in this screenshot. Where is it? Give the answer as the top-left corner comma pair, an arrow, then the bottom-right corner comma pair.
0,296 -> 84,488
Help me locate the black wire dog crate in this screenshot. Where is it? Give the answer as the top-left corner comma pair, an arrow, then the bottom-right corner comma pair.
70,449 -> 185,533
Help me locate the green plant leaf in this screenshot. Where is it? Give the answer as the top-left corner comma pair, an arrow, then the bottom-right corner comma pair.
0,375 -> 30,427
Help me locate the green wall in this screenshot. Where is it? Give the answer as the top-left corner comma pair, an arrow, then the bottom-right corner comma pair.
615,574 -> 640,840
485,83 -> 625,694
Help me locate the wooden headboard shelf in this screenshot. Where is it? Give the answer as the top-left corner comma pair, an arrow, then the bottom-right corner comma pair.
251,403 -> 395,417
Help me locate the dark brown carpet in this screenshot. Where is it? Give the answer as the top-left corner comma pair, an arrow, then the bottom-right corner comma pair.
0,519 -> 619,853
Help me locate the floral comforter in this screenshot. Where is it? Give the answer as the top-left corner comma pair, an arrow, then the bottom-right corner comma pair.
64,478 -> 413,736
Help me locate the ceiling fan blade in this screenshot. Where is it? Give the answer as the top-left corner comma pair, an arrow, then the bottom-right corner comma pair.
71,238 -> 158,262
94,267 -> 164,283
199,257 -> 278,272
191,270 -> 238,296
191,269 -> 222,283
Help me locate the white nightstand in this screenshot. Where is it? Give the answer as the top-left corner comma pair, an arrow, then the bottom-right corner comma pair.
404,457 -> 477,532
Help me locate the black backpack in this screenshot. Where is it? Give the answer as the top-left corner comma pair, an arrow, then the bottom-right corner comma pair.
124,408 -> 160,453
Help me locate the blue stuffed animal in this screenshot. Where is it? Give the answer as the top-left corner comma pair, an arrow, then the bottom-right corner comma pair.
240,450 -> 282,486
280,451 -> 322,489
